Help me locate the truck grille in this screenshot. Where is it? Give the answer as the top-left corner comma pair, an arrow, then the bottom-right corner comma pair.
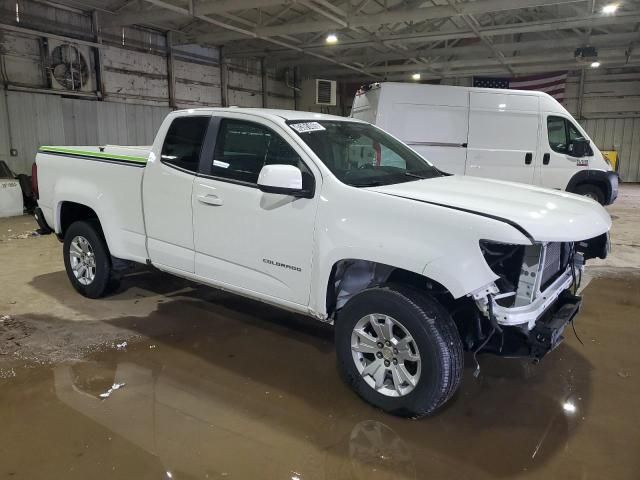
540,242 -> 571,291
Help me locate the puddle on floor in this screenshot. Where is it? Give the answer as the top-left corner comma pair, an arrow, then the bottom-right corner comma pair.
1,275 -> 639,479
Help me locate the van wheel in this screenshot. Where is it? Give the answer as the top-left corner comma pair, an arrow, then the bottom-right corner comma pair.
574,184 -> 605,204
335,284 -> 463,418
63,220 -> 112,298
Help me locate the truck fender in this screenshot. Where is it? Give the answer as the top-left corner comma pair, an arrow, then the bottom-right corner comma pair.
53,182 -> 115,253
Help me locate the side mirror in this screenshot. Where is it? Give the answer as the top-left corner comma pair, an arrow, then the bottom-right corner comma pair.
257,164 -> 312,198
569,138 -> 589,158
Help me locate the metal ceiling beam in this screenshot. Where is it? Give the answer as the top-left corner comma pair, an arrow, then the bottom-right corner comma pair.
271,31 -> 640,66
182,0 -> 583,44
339,57 -> 640,82
225,12 -> 640,56
328,46 -> 629,75
312,0 -> 347,17
298,0 -> 347,27
103,0 -> 291,27
447,0 -> 514,75
105,0 -> 376,77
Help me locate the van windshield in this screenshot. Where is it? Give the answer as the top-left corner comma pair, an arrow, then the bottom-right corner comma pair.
287,120 -> 442,187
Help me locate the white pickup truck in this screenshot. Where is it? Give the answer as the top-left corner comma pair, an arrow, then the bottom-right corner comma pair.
33,108 -> 611,417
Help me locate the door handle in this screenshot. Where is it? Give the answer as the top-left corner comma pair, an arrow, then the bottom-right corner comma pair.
524,152 -> 533,165
197,194 -> 224,206
543,153 -> 550,165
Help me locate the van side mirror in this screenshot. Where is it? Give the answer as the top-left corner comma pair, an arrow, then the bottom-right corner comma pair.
569,138 -> 590,158
257,164 -> 312,198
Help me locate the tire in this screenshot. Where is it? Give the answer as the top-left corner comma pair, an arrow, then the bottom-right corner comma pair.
574,183 -> 605,204
63,220 -> 112,298
335,284 -> 463,418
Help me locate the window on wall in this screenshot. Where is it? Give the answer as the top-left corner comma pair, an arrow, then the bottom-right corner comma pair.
211,119 -> 313,188
161,116 -> 210,172
547,116 -> 590,156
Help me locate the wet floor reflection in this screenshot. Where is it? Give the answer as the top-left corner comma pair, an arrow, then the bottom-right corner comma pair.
2,275 -> 639,479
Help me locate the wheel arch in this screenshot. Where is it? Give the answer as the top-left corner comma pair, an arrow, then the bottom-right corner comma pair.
56,201 -> 113,255
58,201 -> 100,236
566,170 -> 617,205
325,259 -> 454,319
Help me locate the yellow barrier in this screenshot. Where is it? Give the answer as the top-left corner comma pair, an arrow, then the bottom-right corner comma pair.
601,150 -> 618,171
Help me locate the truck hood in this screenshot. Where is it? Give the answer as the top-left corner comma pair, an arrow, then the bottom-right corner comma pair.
369,175 -> 611,242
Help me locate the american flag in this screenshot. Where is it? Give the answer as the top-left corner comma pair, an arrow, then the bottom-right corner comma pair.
473,71 -> 568,102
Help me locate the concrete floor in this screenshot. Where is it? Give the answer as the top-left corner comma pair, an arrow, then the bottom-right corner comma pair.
1,185 -> 639,479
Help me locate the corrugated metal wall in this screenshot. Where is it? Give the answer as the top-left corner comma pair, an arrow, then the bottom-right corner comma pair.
564,69 -> 640,182
580,118 -> 640,183
226,59 -> 296,109
1,88 -> 170,174
0,0 -> 296,174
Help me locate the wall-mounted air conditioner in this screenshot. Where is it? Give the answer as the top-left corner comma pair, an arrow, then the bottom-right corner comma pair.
47,39 -> 94,92
315,79 -> 337,106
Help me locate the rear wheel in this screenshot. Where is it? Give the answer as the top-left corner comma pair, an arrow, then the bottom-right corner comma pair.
335,284 -> 463,418
574,183 -> 605,204
63,220 -> 112,298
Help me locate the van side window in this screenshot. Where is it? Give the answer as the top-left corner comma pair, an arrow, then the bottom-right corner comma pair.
211,119 -> 313,188
161,116 -> 210,173
547,116 -> 590,157
547,116 -> 568,154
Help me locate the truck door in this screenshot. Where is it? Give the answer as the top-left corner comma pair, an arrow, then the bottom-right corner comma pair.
466,91 -> 539,184
142,115 -> 211,273
192,116 -> 321,307
539,114 -> 593,190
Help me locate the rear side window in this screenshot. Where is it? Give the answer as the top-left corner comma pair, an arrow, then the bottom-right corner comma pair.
211,119 -> 312,187
161,116 -> 210,173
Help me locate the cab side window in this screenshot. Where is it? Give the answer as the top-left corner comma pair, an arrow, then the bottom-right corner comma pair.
211,119 -> 313,188
547,116 -> 590,157
547,116 -> 568,154
161,116 -> 210,173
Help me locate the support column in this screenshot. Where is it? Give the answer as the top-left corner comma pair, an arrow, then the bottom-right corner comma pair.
166,31 -> 177,109
293,67 -> 298,110
261,57 -> 268,108
92,10 -> 105,99
220,46 -> 228,107
577,68 -> 586,120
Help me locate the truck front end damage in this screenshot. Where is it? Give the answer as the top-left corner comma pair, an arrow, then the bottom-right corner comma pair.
465,233 -> 608,360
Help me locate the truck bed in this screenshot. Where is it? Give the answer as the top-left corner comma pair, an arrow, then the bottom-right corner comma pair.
36,144 -> 151,263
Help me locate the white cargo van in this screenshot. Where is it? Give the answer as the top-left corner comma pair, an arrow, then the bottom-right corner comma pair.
351,82 -> 618,205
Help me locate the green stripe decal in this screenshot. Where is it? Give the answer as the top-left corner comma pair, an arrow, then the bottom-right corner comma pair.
39,146 -> 148,163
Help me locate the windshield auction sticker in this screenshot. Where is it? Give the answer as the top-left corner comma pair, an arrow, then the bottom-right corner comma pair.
290,122 -> 326,133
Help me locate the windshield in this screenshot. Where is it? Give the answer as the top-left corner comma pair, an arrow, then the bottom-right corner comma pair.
287,120 -> 442,187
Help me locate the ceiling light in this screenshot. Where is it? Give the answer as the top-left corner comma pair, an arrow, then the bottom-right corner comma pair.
591,61 -> 601,68
326,33 -> 338,44
411,73 -> 421,81
602,4 -> 618,14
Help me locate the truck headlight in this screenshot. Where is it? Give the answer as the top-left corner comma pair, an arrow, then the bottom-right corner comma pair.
479,240 -> 526,294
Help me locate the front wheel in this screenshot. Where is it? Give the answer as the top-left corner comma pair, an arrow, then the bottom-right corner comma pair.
63,220 -> 112,298
574,183 -> 605,204
335,285 -> 463,418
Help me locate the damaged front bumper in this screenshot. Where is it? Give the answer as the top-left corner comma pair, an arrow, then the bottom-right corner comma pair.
481,290 -> 582,359
470,245 -> 585,359
527,291 -> 581,358
485,266 -> 575,330
467,234 -> 608,360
